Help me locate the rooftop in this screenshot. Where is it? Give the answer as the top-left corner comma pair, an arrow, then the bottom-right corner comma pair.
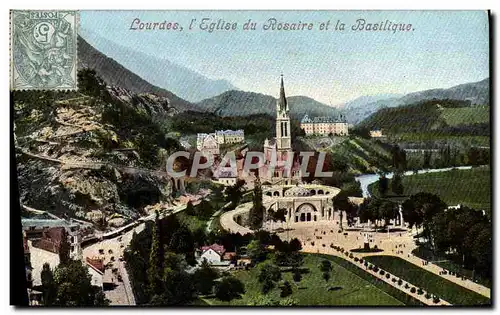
301,114 -> 347,124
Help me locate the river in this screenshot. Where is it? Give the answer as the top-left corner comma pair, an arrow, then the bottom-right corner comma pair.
355,166 -> 473,198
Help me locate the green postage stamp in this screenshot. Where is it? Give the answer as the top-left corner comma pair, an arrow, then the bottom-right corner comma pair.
10,10 -> 78,90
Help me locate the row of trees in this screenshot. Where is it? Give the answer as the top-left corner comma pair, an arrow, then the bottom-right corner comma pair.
401,192 -> 491,280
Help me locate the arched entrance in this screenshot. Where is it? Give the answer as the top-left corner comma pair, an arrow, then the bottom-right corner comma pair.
294,203 -> 317,223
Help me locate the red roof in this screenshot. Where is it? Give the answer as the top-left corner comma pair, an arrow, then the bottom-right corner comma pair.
86,257 -> 105,274
222,252 -> 236,261
201,244 -> 225,255
31,227 -> 66,255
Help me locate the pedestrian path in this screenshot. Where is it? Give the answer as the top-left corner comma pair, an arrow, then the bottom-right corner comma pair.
301,246 -> 451,306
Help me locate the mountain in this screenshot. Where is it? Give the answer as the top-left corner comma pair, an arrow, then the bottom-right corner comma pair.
400,78 -> 489,105
78,36 -> 198,112
341,93 -> 403,110
344,79 -> 489,124
80,29 -> 238,102
196,90 -> 341,120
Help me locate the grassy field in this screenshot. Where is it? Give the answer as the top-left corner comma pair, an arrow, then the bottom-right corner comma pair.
364,256 -> 491,306
369,167 -> 491,211
440,107 -> 490,126
205,254 -> 411,306
391,133 -> 490,147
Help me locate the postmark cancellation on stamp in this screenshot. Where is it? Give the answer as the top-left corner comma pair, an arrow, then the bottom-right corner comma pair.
10,10 -> 78,91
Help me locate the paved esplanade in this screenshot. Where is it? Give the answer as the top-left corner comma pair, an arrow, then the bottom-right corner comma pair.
219,205 -> 491,303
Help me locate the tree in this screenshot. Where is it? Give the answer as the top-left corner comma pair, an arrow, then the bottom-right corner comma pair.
322,271 -> 331,283
402,192 -> 447,239
249,175 -> 264,230
319,259 -> 332,273
41,263 -> 56,306
214,276 -> 245,301
52,260 -> 109,306
391,172 -> 404,196
58,229 -> 71,265
280,281 -> 293,298
258,263 -> 282,284
185,201 -> 195,216
162,269 -> 196,305
379,200 -> 397,228
289,238 -> 302,252
148,211 -> 164,296
225,179 -> 245,207
333,190 -> 358,230
378,174 -> 389,197
193,259 -> 220,295
292,269 -> 302,283
247,239 -> 266,263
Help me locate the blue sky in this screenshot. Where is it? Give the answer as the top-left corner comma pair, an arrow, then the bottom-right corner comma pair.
80,10 -> 489,105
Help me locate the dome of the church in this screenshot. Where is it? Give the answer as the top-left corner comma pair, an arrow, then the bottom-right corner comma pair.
284,186 -> 311,197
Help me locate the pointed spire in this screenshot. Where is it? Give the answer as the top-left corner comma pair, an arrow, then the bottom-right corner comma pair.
279,74 -> 287,111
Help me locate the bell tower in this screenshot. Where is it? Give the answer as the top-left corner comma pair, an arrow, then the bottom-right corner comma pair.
275,74 -> 291,151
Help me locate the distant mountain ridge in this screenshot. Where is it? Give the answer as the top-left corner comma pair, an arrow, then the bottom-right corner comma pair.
80,29 -> 238,102
196,90 -> 341,120
344,79 -> 489,124
78,36 -> 198,112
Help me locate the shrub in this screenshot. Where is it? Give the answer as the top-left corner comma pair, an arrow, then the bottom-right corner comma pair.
368,265 -> 373,270
373,266 -> 379,272
354,257 -> 359,262
359,259 -> 364,264
374,245 -> 378,249
322,244 -> 326,247
404,284 -> 410,289
349,253 -> 354,259
311,242 -> 315,246
433,296 -> 440,304
425,293 -> 432,299
379,270 -> 385,275
364,261 -> 369,267
410,287 -> 416,293
385,273 -> 391,279
417,288 -> 424,295
397,279 -> 403,286
391,277 -> 397,283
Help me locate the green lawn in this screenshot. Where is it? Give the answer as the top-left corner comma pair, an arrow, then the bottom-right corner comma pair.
206,254 -> 409,306
369,167 -> 491,212
440,107 -> 490,126
364,256 -> 491,306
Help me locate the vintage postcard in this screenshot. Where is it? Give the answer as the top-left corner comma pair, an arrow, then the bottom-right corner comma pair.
10,10 -> 491,307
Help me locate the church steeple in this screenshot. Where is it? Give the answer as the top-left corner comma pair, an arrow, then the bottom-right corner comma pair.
278,74 -> 288,112
275,74 -> 291,151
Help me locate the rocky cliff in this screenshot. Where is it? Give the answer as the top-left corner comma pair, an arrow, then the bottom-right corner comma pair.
13,70 -> 181,226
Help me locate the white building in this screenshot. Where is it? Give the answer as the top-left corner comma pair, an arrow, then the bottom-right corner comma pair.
216,130 -> 245,145
301,114 -> 349,136
196,133 -> 220,156
197,244 -> 235,266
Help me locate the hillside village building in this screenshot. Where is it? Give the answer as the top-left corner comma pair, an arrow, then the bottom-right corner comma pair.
370,129 -> 385,138
197,129 -> 245,157
216,129 -> 245,144
300,114 -> 349,136
196,133 -> 220,156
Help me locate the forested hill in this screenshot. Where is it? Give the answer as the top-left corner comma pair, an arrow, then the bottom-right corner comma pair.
346,78 -> 489,124
359,99 -> 490,135
78,36 -> 199,112
196,90 -> 341,119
